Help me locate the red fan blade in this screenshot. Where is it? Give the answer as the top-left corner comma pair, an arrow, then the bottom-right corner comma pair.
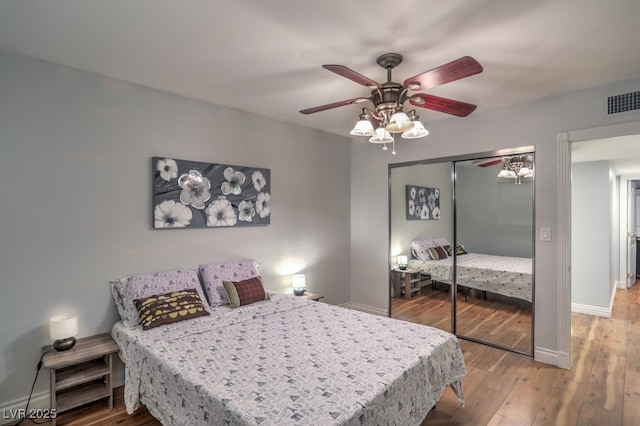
323,65 -> 381,88
473,158 -> 506,167
409,93 -> 477,117
404,56 -> 483,91
299,97 -> 369,115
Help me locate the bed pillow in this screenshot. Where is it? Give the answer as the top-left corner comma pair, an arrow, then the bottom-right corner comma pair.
114,267 -> 210,326
411,238 -> 451,260
222,276 -> 269,308
109,279 -> 127,321
134,288 -> 209,330
199,260 -> 261,307
444,244 -> 468,256
411,239 -> 432,261
427,246 -> 448,260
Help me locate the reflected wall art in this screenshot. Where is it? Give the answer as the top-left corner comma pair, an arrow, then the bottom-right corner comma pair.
406,185 -> 440,220
152,157 -> 270,229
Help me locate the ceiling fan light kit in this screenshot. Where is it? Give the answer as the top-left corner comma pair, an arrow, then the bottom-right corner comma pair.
476,155 -> 534,184
301,53 -> 483,154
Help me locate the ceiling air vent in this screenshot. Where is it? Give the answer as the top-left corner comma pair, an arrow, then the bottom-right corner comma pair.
607,91 -> 640,114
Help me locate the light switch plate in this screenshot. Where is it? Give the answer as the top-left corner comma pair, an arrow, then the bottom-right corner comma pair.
540,227 -> 551,242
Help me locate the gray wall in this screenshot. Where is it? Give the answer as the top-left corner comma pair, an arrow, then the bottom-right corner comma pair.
350,73 -> 640,356
0,50 -> 351,405
456,163 -> 533,257
571,162 -> 614,308
390,162 -> 453,261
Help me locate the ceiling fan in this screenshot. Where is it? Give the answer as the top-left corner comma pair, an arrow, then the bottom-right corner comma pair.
299,53 -> 484,146
473,155 -> 534,183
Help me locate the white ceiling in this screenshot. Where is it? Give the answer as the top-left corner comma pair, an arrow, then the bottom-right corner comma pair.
2,0 -> 640,138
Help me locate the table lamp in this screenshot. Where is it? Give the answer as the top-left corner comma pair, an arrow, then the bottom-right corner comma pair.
292,274 -> 306,296
397,255 -> 408,270
50,313 -> 78,351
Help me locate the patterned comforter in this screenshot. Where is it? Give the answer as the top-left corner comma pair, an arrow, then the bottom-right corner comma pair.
112,294 -> 466,425
408,253 -> 532,302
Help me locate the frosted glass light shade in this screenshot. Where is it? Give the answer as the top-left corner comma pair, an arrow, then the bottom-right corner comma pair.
369,127 -> 394,144
498,169 -> 517,179
292,274 -> 306,296
386,112 -> 413,133
517,166 -> 531,177
350,119 -> 375,136
50,313 -> 78,340
397,255 -> 408,269
401,121 -> 429,139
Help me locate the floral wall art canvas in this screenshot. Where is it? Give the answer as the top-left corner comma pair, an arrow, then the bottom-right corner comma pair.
152,157 -> 270,229
406,185 -> 440,220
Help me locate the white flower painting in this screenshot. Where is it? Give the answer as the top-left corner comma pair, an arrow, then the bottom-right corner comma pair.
406,185 -> 439,221
152,157 -> 270,229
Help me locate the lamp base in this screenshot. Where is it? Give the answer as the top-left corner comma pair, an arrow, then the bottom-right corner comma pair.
53,337 -> 76,352
398,266 -> 407,270
293,288 -> 306,296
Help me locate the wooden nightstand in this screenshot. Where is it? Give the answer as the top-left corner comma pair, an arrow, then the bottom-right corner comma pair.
392,268 -> 422,299
299,292 -> 324,301
42,333 -> 118,425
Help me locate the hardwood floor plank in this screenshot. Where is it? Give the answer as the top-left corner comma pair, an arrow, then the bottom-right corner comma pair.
583,351 -> 625,412
533,380 -> 587,426
623,370 -> 640,426
495,363 -> 557,425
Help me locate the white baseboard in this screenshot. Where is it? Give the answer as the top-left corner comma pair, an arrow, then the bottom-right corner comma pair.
341,302 -> 388,317
571,302 -> 611,318
0,390 -> 49,425
534,346 -> 570,369
0,366 -> 125,426
615,280 -> 626,289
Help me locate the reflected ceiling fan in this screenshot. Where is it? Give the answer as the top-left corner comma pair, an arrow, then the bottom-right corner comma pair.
473,155 -> 534,184
300,53 -> 483,153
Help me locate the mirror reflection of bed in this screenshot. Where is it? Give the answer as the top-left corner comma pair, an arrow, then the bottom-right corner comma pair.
389,151 -> 534,356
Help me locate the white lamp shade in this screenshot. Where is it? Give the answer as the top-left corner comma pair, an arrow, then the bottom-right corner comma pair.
397,255 -> 408,267
49,313 -> 78,340
517,166 -> 531,177
386,112 -> 414,133
401,121 -> 429,139
369,127 -> 394,144
291,274 -> 306,289
349,119 -> 375,136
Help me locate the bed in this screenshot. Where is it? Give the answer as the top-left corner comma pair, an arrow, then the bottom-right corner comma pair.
408,239 -> 532,303
110,260 -> 467,426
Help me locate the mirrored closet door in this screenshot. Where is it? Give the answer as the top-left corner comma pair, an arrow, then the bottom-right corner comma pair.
390,161 -> 454,333
453,154 -> 534,354
389,149 -> 534,356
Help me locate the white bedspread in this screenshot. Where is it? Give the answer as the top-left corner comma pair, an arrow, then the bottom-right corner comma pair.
408,253 -> 532,302
112,294 -> 466,425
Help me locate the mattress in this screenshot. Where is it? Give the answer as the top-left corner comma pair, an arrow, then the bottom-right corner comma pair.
408,253 -> 532,302
112,294 -> 466,425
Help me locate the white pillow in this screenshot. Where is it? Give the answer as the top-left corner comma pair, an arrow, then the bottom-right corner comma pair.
411,237 -> 451,260
199,260 -> 261,307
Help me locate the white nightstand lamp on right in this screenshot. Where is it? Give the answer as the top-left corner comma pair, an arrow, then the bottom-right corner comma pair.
292,274 -> 306,296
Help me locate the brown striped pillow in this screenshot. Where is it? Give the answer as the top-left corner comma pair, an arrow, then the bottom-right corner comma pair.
427,246 -> 448,260
223,276 -> 269,308
134,288 -> 209,330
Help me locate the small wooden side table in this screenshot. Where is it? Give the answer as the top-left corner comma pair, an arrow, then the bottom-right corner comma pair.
392,268 -> 422,299
42,333 -> 118,425
299,292 -> 324,301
